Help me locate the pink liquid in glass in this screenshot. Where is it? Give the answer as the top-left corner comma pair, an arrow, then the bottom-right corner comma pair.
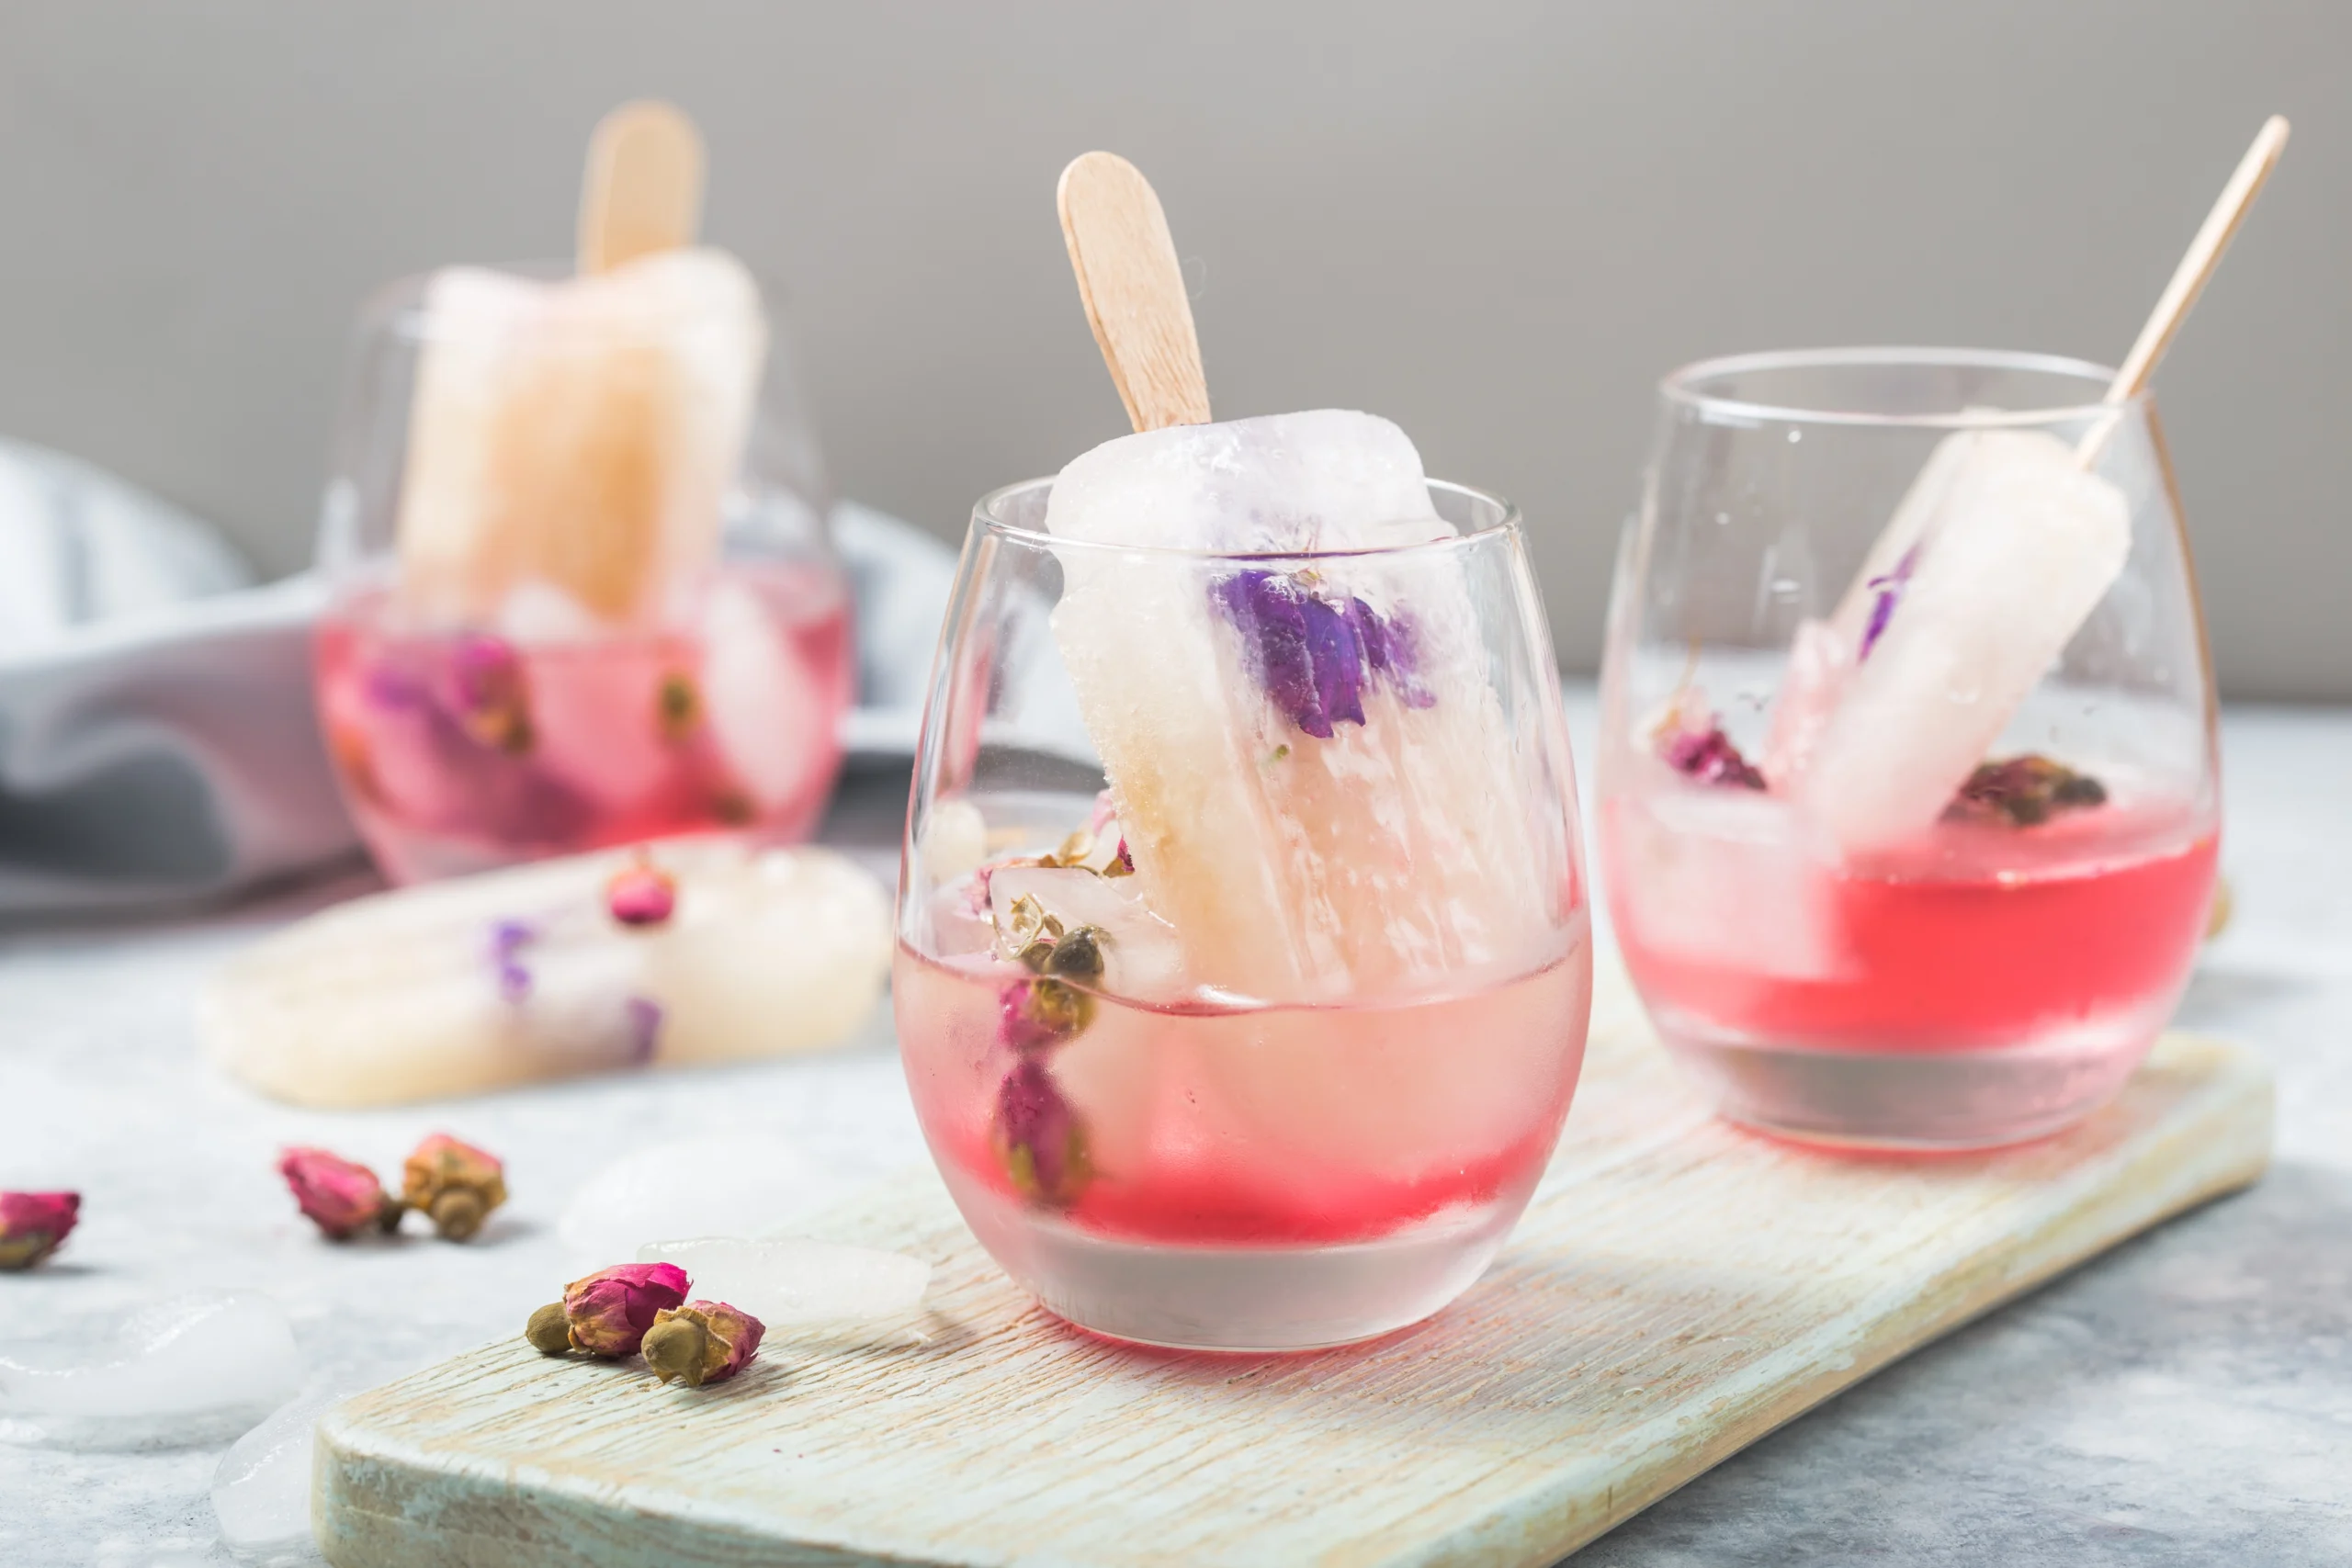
897,920 -> 1590,1253
316,560 -> 852,883
1605,784 -> 2218,1145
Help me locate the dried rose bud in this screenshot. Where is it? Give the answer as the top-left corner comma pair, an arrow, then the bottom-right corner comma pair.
277,1148 -> 400,1241
1948,755 -> 2108,828
994,1057 -> 1090,1208
605,854 -> 678,927
450,635 -> 534,754
0,1191 -> 80,1270
998,975 -> 1095,1052
563,1262 -> 691,1357
401,1134 -> 507,1242
1662,721 -> 1766,790
655,672 -> 704,741
524,1301 -> 574,1356
1044,927 -> 1104,984
642,1301 -> 765,1387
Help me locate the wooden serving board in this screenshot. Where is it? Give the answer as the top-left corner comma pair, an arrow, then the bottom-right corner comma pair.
316,976 -> 2271,1568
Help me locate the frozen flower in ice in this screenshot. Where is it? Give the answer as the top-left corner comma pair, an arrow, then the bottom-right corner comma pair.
641,1301 -> 766,1387
624,996 -> 664,1065
0,1190 -> 80,1270
1043,926 -> 1104,984
560,1262 -> 692,1357
277,1148 -> 399,1241
1859,546 -> 1920,661
401,1134 -> 507,1242
605,852 -> 679,927
1947,754 -> 2108,828
488,919 -> 537,1003
993,1057 -> 1090,1208
450,635 -> 534,754
1215,570 -> 1429,739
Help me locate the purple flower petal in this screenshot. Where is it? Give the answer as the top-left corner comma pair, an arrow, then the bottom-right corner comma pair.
1216,571 -> 1430,738
1859,546 -> 1920,662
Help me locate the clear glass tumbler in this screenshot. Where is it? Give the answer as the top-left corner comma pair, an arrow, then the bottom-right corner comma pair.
897,477 -> 1592,1350
312,262 -> 852,883
1600,348 -> 2221,1149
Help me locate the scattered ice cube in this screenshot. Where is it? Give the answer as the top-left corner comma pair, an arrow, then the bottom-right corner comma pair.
0,1292 -> 302,1450
635,1235 -> 930,1325
211,1382 -> 342,1565
1613,789 -> 1850,982
559,1135 -> 846,1265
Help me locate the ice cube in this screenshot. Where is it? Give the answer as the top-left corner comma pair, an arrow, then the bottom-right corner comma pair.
1799,430 -> 2132,857
211,1383 -> 342,1563
634,1235 -> 930,1325
1611,789 -> 1850,981
697,576 -> 829,814
986,862 -> 1184,999
394,249 -> 766,628
1043,411 -> 1562,1002
0,1292 -> 302,1450
203,840 -> 890,1107
560,1136 -> 845,1264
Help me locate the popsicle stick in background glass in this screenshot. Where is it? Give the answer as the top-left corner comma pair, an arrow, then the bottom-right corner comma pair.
577,99 -> 707,276
1056,150 -> 1212,433
1784,117 -> 2292,859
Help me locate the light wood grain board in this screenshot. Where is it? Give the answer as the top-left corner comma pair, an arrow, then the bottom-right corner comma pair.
316,978 -> 2271,1568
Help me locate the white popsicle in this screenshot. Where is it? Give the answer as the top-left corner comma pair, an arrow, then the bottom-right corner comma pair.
1798,430 -> 2130,856
1043,412 -> 1558,1002
203,840 -> 888,1107
393,248 -> 766,629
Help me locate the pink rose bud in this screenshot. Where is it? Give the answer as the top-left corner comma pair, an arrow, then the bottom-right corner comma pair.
641,1300 -> 766,1387
277,1148 -> 396,1241
605,854 -> 678,927
402,1134 -> 507,1241
0,1190 -> 80,1270
563,1262 -> 690,1357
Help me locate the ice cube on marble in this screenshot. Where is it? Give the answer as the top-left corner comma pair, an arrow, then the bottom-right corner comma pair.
211,1382 -> 342,1564
1042,411 -> 1561,1003
634,1235 -> 930,1325
0,1292 -> 302,1450
560,1135 -> 845,1265
394,250 -> 766,629
203,840 -> 889,1108
1799,429 -> 2132,858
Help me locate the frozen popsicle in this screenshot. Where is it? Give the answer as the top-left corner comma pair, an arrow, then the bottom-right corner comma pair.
204,840 -> 889,1107
393,102 -> 764,631
1038,154 -> 1558,1004
1781,117 -> 2289,854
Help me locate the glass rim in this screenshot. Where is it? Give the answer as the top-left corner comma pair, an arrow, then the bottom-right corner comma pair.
1659,345 -> 2145,429
970,475 -> 1523,563
351,256 -> 765,346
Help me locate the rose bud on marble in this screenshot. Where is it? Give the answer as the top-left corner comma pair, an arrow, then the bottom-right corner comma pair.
641,1301 -> 765,1388
402,1134 -> 507,1241
277,1148 -> 400,1240
0,1190 -> 80,1270
559,1262 -> 691,1357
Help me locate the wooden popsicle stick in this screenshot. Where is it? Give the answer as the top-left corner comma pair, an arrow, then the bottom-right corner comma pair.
1057,152 -> 1211,432
578,100 -> 707,275
2079,115 -> 2289,463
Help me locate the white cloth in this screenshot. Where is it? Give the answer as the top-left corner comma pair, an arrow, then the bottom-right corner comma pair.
0,443 -> 956,916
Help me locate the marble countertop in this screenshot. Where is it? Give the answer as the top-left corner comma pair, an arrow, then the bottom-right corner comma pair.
3,694 -> 2347,1567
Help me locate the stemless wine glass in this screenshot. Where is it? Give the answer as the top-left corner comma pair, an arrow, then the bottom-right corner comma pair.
311,263 -> 852,884
897,477 -> 1592,1350
1600,348 -> 2221,1149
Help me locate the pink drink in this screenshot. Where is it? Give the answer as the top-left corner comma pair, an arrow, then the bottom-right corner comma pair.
1605,774 -> 2218,1147
316,559 -> 851,883
895,893 -> 1589,1345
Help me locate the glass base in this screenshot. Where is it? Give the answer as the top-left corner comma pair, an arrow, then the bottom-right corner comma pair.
1657,1021 -> 2156,1151
941,1174 -> 1521,1351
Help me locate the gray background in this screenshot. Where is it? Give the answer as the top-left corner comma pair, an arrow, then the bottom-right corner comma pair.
0,0 -> 2341,697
